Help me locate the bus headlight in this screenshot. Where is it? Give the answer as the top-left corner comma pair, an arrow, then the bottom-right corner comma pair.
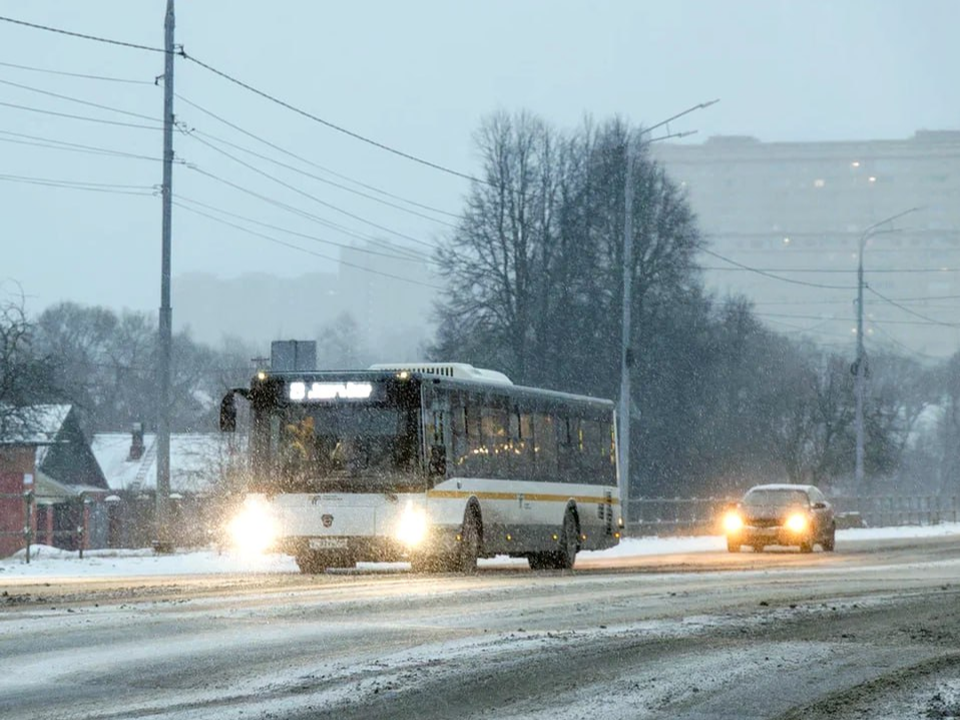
227,499 -> 278,554
723,511 -> 744,534
396,501 -> 428,548
786,513 -> 808,533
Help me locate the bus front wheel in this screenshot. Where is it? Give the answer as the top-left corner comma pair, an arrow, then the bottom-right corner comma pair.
296,551 -> 324,574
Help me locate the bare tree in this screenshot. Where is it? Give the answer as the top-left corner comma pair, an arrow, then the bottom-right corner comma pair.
35,302 -> 254,433
0,297 -> 59,439
434,111 -> 561,382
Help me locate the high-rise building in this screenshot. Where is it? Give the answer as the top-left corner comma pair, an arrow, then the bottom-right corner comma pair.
652,130 -> 960,358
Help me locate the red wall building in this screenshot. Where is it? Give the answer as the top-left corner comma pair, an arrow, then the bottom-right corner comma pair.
0,447 -> 35,557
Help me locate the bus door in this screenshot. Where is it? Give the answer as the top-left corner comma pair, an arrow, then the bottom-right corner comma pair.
422,383 -> 451,486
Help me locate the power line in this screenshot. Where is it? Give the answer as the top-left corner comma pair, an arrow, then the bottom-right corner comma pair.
0,128 -> 168,162
750,299 -> 854,307
0,77 -> 160,122
176,93 -> 461,220
758,315 -> 856,340
187,165 -> 429,261
0,14 -> 488,186
0,172 -> 154,195
174,201 -> 444,291
867,322 -> 944,361
185,132 -> 440,252
704,266 -> 960,274
885,293 -> 960,303
180,51 -> 485,186
699,248 -> 857,290
188,127 -> 459,228
174,194 -> 430,264
750,294 -> 960,307
866,286 -> 960,328
756,310 -> 957,328
0,99 -> 163,129
0,59 -> 152,84
0,15 -> 167,53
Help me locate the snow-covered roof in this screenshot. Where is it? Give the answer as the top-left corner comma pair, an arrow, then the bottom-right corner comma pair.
91,432 -> 242,494
0,404 -> 71,446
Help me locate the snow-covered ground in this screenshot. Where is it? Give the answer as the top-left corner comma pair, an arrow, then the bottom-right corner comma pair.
1,523 -> 959,579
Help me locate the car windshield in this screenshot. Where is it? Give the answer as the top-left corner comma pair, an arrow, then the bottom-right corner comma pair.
743,489 -> 809,508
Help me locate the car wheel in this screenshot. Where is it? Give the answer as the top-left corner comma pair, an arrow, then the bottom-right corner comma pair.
822,526 -> 836,552
752,543 -> 765,553
727,538 -> 742,553
799,540 -> 814,553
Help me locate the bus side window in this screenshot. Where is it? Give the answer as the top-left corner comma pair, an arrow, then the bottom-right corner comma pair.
533,413 -> 557,481
508,408 -> 534,479
462,394 -> 484,476
608,418 -> 618,482
450,394 -> 467,467
481,402 -> 508,479
557,415 -> 579,484
580,419 -> 606,485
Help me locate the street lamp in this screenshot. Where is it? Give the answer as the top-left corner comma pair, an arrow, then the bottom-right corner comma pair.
854,207 -> 921,488
619,99 -> 718,529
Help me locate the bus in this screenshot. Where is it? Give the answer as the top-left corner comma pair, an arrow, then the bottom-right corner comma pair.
219,362 -> 622,573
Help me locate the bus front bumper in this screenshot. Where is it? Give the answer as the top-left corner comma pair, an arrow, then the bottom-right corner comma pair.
278,527 -> 461,563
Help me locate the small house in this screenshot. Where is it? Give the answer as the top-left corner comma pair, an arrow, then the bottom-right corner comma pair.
0,405 -> 109,557
92,427 -> 243,548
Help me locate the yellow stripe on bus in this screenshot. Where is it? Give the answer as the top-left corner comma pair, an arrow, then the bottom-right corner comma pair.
427,489 -> 620,505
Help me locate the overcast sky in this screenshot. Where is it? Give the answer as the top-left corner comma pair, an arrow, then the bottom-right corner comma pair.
1,0 -> 957,319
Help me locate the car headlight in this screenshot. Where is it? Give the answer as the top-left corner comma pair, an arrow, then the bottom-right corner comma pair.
785,513 -> 808,533
723,511 -> 744,534
396,500 -> 429,548
227,499 -> 278,554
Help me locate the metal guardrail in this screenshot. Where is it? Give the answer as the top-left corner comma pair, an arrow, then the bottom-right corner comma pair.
625,495 -> 960,537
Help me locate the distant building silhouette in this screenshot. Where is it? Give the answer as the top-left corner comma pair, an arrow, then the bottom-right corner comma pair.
173,239 -> 437,362
653,130 -> 960,358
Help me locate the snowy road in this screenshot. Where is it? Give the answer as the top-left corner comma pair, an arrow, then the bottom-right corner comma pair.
1,534 -> 959,719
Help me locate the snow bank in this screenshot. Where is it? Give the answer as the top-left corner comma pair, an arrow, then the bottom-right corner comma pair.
2,524 -> 958,579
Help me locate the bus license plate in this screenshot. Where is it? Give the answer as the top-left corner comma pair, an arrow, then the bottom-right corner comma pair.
309,538 -> 347,550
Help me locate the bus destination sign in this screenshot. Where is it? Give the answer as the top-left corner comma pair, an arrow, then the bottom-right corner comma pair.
288,381 -> 374,402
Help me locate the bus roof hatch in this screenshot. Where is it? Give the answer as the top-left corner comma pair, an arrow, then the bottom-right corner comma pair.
369,362 -> 513,385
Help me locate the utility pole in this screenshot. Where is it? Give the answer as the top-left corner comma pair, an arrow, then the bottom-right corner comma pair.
619,131 -> 634,525
854,237 -> 866,488
618,99 -> 718,530
854,206 -> 920,490
155,0 -> 176,553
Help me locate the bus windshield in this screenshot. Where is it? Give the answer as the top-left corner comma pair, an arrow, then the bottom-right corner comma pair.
256,403 -> 422,493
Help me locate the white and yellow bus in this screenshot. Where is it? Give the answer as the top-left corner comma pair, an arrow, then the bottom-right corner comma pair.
220,363 -> 622,573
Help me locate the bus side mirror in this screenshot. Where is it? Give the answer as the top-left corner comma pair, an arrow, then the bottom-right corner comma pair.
429,445 -> 446,477
220,393 -> 237,433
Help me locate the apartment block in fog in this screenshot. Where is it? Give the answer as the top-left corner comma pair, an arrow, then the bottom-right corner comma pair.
652,130 -> 960,358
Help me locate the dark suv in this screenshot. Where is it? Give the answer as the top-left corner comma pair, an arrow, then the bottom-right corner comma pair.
723,484 -> 836,553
